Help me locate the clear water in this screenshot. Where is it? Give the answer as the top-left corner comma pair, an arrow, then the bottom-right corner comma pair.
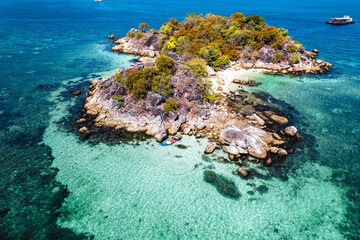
0,0 -> 359,239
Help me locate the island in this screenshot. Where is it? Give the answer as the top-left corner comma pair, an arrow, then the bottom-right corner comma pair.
78,13 -> 330,178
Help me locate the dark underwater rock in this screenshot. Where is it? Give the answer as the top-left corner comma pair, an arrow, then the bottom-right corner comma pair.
175,144 -> 187,149
256,185 -> 269,194
71,90 -> 81,96
203,170 -> 240,199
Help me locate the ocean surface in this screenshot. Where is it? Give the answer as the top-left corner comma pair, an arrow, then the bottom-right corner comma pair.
0,0 -> 359,239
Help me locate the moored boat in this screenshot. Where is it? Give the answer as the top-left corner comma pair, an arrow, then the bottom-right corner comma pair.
160,139 -> 176,146
326,16 -> 355,25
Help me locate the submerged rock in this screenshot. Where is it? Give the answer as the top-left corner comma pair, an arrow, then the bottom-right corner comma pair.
264,158 -> 272,167
256,185 -> 269,194
71,90 -> 81,96
76,118 -> 86,124
237,168 -> 249,178
79,126 -> 90,134
204,170 -> 240,199
176,144 -> 187,149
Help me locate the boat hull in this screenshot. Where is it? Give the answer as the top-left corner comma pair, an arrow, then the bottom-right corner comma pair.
326,21 -> 355,25
160,140 -> 176,146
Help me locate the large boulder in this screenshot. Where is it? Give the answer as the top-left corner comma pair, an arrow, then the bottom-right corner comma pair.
220,126 -> 271,159
221,127 -> 247,144
148,93 -> 165,107
277,148 -> 288,157
145,116 -> 163,136
196,117 -> 206,130
166,52 -> 182,62
154,130 -> 168,142
204,144 -> 216,154
247,114 -> 265,126
247,136 -> 267,159
79,126 -> 90,134
168,120 -> 182,135
224,144 -> 239,155
242,126 -> 273,144
259,45 -> 276,63
285,126 -> 297,136
270,115 -> 289,125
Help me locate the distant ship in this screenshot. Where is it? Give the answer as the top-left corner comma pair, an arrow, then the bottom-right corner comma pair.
326,16 -> 355,25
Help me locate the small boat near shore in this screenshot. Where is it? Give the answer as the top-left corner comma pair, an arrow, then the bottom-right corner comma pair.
326,16 -> 355,25
160,139 -> 176,146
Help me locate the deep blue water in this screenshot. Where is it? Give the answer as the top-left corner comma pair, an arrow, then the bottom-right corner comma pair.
0,0 -> 359,239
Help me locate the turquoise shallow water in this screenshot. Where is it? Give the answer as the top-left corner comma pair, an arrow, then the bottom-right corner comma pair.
43,85 -> 347,239
0,0 -> 359,239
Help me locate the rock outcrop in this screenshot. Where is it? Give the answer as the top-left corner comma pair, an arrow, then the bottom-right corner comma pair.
111,29 -> 160,57
285,126 -> 297,136
204,144 -> 216,154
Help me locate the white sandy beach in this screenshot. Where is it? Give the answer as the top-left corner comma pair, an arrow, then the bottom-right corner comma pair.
210,65 -> 267,93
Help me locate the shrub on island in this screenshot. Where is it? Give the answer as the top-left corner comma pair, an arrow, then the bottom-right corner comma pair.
138,22 -> 149,32
121,56 -> 175,99
134,33 -> 145,40
272,53 -> 283,63
286,44 -> 297,53
113,94 -> 124,107
185,58 -> 208,80
164,99 -> 178,114
155,55 -> 175,73
289,52 -> 301,64
155,13 -> 289,69
126,32 -> 135,38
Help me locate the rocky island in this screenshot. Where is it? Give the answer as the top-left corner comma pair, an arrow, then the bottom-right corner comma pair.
78,13 -> 329,178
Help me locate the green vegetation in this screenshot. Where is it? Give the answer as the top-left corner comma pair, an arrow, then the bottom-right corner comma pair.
148,28 -> 158,35
134,33 -> 145,40
286,44 -> 297,53
156,13 -> 287,70
289,52 -> 301,64
272,53 -> 283,63
185,58 -> 208,80
164,99 -> 178,114
113,94 -> 124,107
204,91 -> 219,104
126,32 -> 135,38
121,56 -> 174,99
197,78 -> 218,104
152,74 -> 172,97
155,55 -> 175,73
139,22 -> 149,32
114,73 -> 121,80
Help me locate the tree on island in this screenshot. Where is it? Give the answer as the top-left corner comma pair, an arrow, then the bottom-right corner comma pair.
139,22 -> 149,32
